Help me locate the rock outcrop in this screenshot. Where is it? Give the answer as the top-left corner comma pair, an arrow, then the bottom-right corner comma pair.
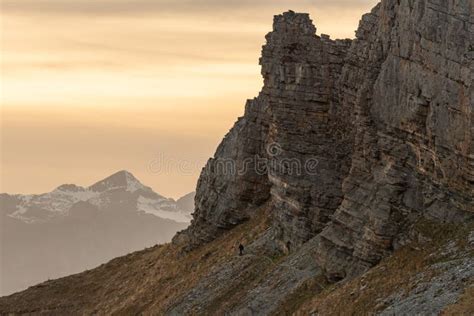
316,0 -> 473,280
174,11 -> 353,249
176,0 -> 473,282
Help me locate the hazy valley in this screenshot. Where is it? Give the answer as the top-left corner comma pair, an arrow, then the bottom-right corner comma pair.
0,171 -> 193,296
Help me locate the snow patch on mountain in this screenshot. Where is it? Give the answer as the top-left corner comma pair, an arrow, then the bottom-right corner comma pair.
9,187 -> 99,222
3,171 -> 193,224
137,196 -> 191,223
124,171 -> 147,192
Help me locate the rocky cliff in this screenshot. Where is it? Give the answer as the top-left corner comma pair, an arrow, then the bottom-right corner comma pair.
174,10 -> 353,250
177,0 -> 473,280
0,0 -> 472,314
318,0 -> 473,280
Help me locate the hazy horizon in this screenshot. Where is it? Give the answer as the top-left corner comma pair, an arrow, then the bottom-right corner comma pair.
1,0 -> 379,199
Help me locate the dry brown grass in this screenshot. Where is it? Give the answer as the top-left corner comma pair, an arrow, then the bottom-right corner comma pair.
0,204 -> 273,314
1,213 -> 472,315
294,221 -> 474,315
146,204 -> 273,312
274,274 -> 329,316
441,284 -> 474,315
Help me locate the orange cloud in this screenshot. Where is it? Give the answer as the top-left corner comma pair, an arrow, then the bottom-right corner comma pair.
1,0 -> 379,197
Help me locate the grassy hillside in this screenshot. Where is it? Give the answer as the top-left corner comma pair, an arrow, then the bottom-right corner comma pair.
1,211 -> 472,315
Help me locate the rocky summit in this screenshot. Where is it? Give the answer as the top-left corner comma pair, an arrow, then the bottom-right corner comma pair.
0,0 -> 472,314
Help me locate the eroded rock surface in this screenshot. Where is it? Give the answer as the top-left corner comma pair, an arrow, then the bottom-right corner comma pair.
175,10 -> 353,250
175,0 -> 473,285
316,0 -> 473,280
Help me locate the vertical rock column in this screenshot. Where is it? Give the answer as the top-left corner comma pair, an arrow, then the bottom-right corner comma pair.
174,11 -> 353,249
260,11 -> 352,245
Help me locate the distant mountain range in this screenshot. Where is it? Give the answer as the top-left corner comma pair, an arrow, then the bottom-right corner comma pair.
0,170 -> 195,296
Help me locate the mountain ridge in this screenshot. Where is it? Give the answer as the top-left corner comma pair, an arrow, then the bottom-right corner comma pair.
88,170 -> 149,193
0,171 -> 193,296
2,170 -> 191,224
1,0 -> 472,313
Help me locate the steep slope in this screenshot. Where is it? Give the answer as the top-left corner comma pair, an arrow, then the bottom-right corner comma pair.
0,171 -> 190,296
1,0 -> 472,314
295,222 -> 474,315
0,209 -> 472,314
0,205 -> 274,314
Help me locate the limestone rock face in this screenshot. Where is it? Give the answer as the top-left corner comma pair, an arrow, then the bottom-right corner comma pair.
316,0 -> 473,280
174,11 -> 353,249
176,1 -> 473,280
260,12 -> 353,246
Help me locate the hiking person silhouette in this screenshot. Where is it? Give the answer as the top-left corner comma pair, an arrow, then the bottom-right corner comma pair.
238,243 -> 244,256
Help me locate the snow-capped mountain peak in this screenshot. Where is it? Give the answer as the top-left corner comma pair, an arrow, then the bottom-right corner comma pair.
88,170 -> 148,193
1,171 -> 193,224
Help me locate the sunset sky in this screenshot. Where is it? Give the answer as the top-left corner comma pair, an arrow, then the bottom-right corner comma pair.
1,0 -> 378,199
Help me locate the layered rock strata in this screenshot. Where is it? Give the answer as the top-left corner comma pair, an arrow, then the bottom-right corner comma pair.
176,0 -> 473,281
175,11 -> 353,249
317,0 -> 473,280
